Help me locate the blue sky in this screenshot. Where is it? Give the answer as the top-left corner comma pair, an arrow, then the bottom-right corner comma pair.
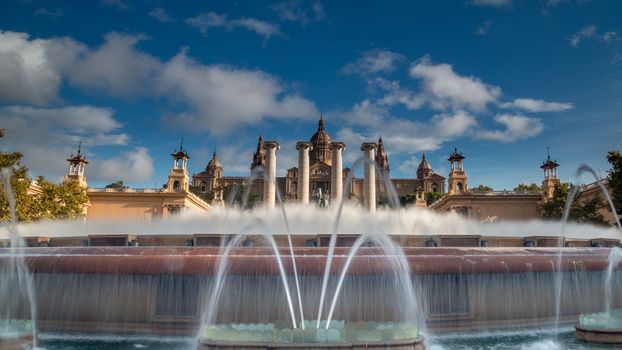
0,0 -> 620,190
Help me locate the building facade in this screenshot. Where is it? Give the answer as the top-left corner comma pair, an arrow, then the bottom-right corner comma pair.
63,143 -> 211,221
192,116 -> 446,205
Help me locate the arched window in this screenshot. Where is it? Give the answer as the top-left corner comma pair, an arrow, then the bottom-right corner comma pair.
457,182 -> 463,193
173,180 -> 180,191
432,183 -> 438,192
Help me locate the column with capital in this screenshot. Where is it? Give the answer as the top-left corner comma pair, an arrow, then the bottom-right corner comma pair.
262,141 -> 280,208
330,142 -> 346,203
296,141 -> 312,204
361,142 -> 377,212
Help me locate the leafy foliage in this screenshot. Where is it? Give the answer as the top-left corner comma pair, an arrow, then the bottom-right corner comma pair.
473,184 -> 493,192
222,184 -> 262,209
0,137 -> 88,222
607,150 -> 622,216
514,183 -> 541,192
424,192 -> 444,205
541,183 -> 607,225
105,180 -> 128,190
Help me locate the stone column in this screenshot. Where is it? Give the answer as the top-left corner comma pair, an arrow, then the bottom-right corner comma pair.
262,141 -> 279,208
296,141 -> 312,204
361,142 -> 377,212
330,142 -> 346,203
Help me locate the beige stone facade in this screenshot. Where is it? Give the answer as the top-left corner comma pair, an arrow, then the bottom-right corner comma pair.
192,117 -> 446,205
63,143 -> 211,221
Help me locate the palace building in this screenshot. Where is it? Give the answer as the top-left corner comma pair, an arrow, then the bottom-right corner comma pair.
191,117 -> 446,205
50,117 -> 617,226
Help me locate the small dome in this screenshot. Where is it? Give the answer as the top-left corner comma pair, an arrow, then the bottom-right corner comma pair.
310,116 -> 332,145
417,153 -> 432,171
206,151 -> 222,170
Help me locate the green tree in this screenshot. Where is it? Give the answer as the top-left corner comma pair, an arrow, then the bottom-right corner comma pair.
1,139 -> 88,222
105,180 -> 128,190
514,183 -> 541,192
473,184 -> 493,192
541,183 -> 607,225
399,193 -> 418,207
222,184 -> 262,209
607,150 -> 622,217
425,192 -> 444,206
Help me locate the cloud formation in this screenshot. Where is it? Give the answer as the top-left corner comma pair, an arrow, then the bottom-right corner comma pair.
0,31 -> 85,105
269,0 -> 325,25
89,147 -> 155,183
0,105 -> 132,179
500,98 -> 573,112
468,0 -> 512,8
0,31 -> 317,134
409,56 -> 502,112
186,12 -> 283,42
149,8 -> 172,23
476,114 -> 544,142
341,49 -> 405,77
569,25 -> 617,47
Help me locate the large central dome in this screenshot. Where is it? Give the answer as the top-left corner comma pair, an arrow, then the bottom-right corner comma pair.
309,116 -> 332,166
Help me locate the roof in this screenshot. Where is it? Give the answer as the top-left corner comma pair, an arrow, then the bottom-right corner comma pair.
206,151 -> 222,170
448,148 -> 465,161
310,116 -> 332,145
417,152 -> 432,171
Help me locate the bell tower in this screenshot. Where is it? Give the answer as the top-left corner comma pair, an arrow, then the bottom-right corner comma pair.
167,138 -> 190,192
376,136 -> 390,174
540,148 -> 560,201
65,141 -> 88,189
447,148 -> 468,195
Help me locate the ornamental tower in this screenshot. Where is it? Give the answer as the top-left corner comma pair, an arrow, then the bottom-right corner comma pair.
65,141 -> 88,189
540,148 -> 560,201
447,148 -> 468,195
167,139 -> 190,192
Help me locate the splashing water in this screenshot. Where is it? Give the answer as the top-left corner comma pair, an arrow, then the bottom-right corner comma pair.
0,168 -> 38,347
554,164 -> 622,329
604,247 -> 622,315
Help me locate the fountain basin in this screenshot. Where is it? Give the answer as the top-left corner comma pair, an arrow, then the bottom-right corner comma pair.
575,309 -> 622,344
0,320 -> 34,349
198,321 -> 424,349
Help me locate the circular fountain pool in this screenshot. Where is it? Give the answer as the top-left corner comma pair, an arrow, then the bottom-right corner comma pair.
575,309 -> 622,344
198,321 -> 425,349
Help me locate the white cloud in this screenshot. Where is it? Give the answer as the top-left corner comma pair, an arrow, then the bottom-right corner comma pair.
0,30 -> 317,134
500,98 -> 573,112
409,55 -> 502,112
475,21 -> 492,36
332,100 -> 477,155
186,12 -> 283,42
374,78 -> 424,110
569,26 -> 618,47
604,31 -> 618,43
34,8 -> 63,20
159,51 -> 317,133
101,0 -> 129,10
569,25 -> 598,47
89,147 -> 155,183
476,114 -> 543,142
468,0 -> 512,8
0,105 -> 130,179
67,33 -> 162,96
342,49 -> 405,76
0,31 -> 85,105
270,0 -> 325,25
149,8 -> 172,23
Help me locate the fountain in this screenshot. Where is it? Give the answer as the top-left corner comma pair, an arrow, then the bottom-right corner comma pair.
0,169 -> 37,349
1,152 -> 622,349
